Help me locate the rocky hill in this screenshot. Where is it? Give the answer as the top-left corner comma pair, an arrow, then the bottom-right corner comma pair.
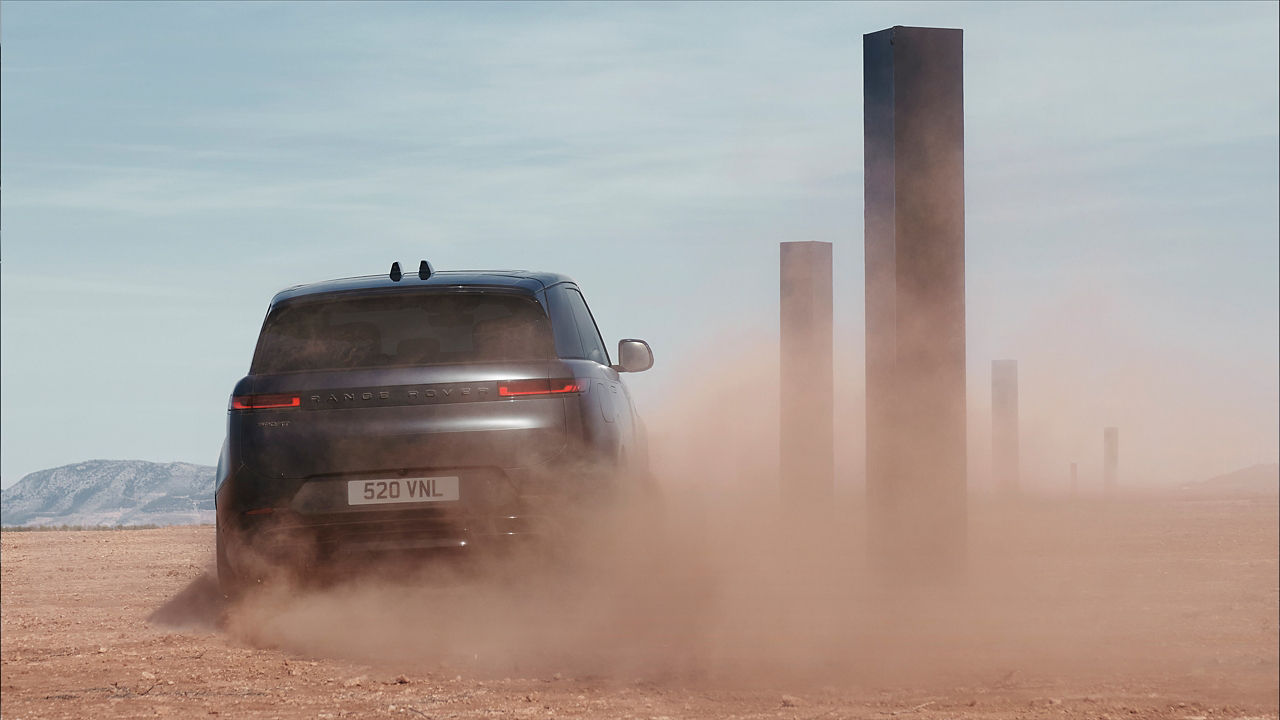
1180,463 -> 1279,496
1,460 -> 215,527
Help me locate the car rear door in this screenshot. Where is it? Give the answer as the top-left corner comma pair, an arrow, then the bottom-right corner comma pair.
232,289 -> 576,481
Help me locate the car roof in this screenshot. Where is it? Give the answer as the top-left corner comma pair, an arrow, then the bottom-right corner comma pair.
270,270 -> 575,305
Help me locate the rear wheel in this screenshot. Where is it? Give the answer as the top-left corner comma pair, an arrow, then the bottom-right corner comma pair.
215,526 -> 249,600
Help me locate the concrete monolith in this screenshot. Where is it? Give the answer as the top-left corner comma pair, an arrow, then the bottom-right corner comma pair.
780,241 -> 834,505
992,360 -> 1020,494
1103,427 -> 1119,491
864,25 -> 967,580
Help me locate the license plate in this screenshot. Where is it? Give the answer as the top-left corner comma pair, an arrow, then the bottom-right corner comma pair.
347,477 -> 460,506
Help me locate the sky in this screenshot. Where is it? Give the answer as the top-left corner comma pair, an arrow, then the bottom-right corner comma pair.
2,1 -> 1277,490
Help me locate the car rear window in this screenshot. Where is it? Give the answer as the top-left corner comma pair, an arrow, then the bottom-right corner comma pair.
252,292 -> 555,373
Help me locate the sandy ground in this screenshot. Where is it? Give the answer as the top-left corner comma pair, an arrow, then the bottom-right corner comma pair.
2,493 -> 1277,719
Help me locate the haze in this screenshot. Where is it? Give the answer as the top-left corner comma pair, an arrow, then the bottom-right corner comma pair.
2,1 -> 1277,489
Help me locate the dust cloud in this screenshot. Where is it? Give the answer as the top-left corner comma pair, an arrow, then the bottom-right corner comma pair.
177,339 -> 1276,698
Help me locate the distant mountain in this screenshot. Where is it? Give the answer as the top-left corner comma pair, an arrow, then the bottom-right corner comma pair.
1182,463 -> 1279,496
1,460 -> 215,527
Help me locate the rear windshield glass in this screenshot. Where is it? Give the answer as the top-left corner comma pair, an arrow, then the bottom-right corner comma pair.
252,292 -> 555,373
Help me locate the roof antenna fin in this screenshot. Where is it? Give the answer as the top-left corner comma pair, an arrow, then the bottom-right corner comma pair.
389,262 -> 402,282
418,260 -> 433,280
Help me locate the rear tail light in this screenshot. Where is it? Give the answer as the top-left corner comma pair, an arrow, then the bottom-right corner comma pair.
230,394 -> 301,410
497,378 -> 583,397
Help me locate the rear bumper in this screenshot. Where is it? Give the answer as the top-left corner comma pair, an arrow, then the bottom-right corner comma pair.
215,457 -> 608,571
237,506 -> 541,561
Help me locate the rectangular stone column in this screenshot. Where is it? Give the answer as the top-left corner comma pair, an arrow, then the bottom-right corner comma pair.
780,241 -> 834,505
864,25 -> 967,580
991,360 -> 1020,494
1103,427 -> 1119,491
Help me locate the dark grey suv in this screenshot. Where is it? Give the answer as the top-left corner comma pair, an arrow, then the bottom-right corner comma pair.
215,261 -> 653,594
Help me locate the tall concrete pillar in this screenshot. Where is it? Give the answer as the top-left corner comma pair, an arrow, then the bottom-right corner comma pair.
1103,427 -> 1119,491
991,360 -> 1020,494
864,26 -> 966,579
780,241 -> 834,505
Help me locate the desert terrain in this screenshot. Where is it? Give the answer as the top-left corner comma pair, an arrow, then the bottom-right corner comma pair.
2,490 -> 1276,720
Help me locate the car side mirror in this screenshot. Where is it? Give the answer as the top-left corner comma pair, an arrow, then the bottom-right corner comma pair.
614,339 -> 653,373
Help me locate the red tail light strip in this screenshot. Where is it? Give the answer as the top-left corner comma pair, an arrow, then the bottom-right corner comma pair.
231,394 -> 301,410
497,378 -> 583,397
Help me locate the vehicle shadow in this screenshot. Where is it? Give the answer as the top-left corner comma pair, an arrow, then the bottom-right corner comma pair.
145,550 -> 495,635
147,571 -> 227,631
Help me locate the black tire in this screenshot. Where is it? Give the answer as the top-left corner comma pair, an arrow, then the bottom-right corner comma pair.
215,525 -> 247,600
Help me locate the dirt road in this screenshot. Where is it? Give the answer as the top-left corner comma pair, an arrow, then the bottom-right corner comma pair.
2,494 -> 1277,719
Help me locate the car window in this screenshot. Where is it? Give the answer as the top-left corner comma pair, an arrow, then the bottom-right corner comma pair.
252,292 -> 554,373
546,286 -> 584,360
563,288 -> 610,366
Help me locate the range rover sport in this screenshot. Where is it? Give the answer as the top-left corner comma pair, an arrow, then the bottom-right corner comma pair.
214,261 -> 654,595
